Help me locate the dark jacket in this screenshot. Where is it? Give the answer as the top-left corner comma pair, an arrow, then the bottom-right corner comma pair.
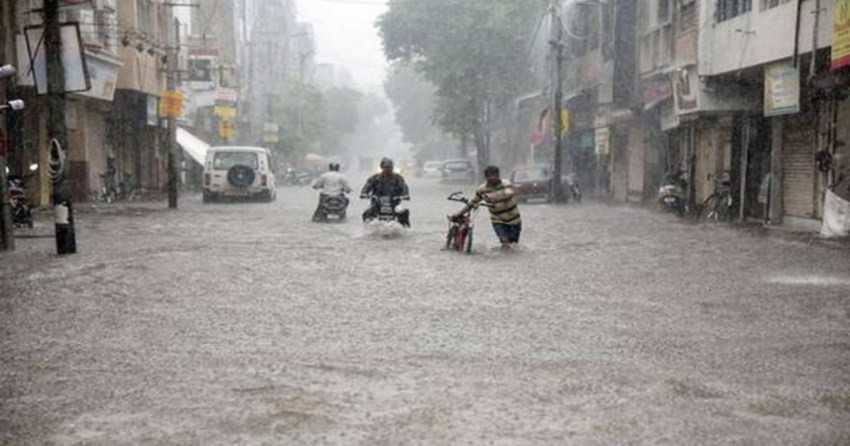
360,173 -> 410,199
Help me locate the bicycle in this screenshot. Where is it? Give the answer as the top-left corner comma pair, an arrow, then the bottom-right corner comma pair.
445,191 -> 488,254
700,172 -> 733,222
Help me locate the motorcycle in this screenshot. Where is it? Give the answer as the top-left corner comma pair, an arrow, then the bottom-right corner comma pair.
657,170 -> 688,215
8,176 -> 33,229
281,168 -> 315,187
313,193 -> 349,223
445,191 -> 488,253
361,195 -> 411,229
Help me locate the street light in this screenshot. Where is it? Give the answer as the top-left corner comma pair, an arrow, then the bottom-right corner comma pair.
0,99 -> 24,112
0,65 -> 16,79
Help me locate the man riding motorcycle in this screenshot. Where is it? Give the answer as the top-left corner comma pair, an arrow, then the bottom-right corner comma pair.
360,157 -> 411,227
312,162 -> 352,222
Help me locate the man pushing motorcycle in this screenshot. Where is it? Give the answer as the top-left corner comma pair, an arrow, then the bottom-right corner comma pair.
360,157 -> 411,227
452,165 -> 521,248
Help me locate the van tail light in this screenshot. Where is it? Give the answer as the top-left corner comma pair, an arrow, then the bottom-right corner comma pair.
261,174 -> 267,187
204,173 -> 211,186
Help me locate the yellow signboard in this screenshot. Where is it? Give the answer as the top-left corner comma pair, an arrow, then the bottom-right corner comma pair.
158,90 -> 183,118
560,109 -> 570,134
219,119 -> 234,140
214,105 -> 237,118
834,0 -> 850,71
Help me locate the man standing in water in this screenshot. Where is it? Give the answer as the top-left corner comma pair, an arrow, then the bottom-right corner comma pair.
453,165 -> 521,248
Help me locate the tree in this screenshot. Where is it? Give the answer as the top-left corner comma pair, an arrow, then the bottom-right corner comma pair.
319,86 -> 363,155
377,0 -> 541,173
384,64 -> 455,164
268,82 -> 327,163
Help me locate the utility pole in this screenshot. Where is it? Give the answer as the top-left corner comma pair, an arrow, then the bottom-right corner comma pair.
45,0 -> 76,254
166,17 -> 181,209
1,0 -> 16,251
549,0 -> 566,203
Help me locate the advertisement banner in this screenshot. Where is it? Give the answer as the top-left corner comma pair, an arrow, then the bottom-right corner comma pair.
595,126 -> 610,156
673,67 -> 699,114
764,60 -> 800,117
147,95 -> 159,126
833,0 -> 850,71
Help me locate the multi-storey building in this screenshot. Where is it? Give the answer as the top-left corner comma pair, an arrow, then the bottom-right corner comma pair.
698,0 -> 849,227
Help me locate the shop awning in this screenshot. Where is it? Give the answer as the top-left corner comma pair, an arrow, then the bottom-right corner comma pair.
176,127 -> 209,165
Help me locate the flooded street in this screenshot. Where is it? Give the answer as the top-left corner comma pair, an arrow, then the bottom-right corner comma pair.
2,179 -> 849,445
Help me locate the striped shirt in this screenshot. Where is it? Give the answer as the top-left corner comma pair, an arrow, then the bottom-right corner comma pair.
469,179 -> 521,225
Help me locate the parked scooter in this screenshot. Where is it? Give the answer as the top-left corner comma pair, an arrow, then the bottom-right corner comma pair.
281,168 -> 315,186
7,163 -> 38,228
657,170 -> 688,215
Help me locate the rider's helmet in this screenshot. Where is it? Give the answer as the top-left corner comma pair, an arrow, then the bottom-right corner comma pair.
380,157 -> 393,169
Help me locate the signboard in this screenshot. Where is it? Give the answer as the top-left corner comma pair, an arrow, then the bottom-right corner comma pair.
560,109 -> 570,135
219,120 -> 234,141
146,95 -> 159,126
833,0 -> 850,71
75,51 -> 121,101
215,88 -> 238,103
643,78 -> 673,110
159,90 -> 184,118
764,60 -> 800,117
674,67 -> 699,114
213,106 -> 237,118
263,123 -> 279,143
22,23 -> 91,95
595,127 -> 609,155
187,57 -> 214,82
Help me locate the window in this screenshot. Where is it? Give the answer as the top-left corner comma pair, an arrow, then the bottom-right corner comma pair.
137,0 -> 152,33
715,0 -> 752,22
760,0 -> 792,10
214,153 -> 258,170
658,0 -> 671,25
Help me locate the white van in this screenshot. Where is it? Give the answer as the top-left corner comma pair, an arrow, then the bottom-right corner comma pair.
203,146 -> 277,203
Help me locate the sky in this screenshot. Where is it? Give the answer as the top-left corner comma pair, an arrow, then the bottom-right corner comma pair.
296,0 -> 390,93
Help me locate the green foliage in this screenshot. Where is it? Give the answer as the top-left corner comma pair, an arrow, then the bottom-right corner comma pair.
267,82 -> 327,162
378,0 -> 542,166
320,87 -> 363,155
384,64 -> 437,146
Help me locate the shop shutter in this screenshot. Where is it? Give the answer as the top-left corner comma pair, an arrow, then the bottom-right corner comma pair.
781,114 -> 816,218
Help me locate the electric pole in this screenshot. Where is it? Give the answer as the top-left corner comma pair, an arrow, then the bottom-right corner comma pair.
166,17 -> 180,209
0,0 -> 16,251
549,0 -> 566,203
45,0 -> 77,254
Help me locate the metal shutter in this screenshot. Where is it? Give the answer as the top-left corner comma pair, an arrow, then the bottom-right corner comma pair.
781,114 -> 816,218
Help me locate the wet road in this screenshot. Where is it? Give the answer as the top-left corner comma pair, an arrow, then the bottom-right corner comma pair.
1,178 -> 849,445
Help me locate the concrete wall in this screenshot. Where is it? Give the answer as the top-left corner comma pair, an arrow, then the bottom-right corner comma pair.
699,0 -> 836,76
116,0 -> 165,95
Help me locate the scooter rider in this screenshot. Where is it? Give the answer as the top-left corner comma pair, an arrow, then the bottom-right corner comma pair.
360,157 -> 411,227
312,162 -> 352,222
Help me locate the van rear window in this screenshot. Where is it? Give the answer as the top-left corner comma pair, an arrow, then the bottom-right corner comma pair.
213,152 -> 258,170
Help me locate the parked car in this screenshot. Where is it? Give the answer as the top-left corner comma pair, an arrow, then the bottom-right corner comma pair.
203,146 -> 277,203
421,160 -> 444,178
510,165 -> 551,203
440,159 -> 476,184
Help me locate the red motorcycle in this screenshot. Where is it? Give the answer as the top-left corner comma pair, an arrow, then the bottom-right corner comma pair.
445,191 -> 488,253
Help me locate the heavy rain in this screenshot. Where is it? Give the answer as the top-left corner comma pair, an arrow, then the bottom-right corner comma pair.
1,0 -> 850,444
